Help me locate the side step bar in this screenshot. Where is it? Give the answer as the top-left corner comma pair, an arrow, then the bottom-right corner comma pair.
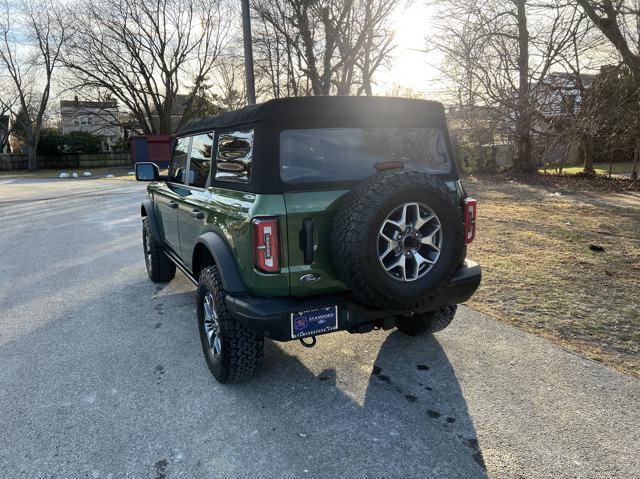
164,249 -> 198,285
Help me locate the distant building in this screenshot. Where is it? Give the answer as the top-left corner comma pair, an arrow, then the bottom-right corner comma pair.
536,72 -> 596,119
60,96 -> 121,149
533,72 -> 598,166
150,93 -> 221,133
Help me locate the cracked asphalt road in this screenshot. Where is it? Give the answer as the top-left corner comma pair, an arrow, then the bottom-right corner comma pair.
0,178 -> 638,478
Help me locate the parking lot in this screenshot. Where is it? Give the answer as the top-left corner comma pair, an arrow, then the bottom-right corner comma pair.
0,178 -> 638,478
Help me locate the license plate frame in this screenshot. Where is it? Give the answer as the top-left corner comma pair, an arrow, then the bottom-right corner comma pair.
290,306 -> 339,339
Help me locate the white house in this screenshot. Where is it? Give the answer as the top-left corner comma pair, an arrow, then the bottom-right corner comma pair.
536,72 -> 596,118
59,96 -> 121,149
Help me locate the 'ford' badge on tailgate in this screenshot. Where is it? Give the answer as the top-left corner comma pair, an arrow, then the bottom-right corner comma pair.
300,273 -> 321,284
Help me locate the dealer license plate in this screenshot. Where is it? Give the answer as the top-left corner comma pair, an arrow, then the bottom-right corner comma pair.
290,306 -> 338,339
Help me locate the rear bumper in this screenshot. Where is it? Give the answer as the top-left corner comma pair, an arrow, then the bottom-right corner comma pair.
225,259 -> 481,341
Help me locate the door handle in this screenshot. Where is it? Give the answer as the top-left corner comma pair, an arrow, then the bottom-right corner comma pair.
191,209 -> 205,220
168,201 -> 178,209
300,218 -> 314,264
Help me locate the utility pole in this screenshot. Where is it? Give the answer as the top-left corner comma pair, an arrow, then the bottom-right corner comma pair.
241,0 -> 256,105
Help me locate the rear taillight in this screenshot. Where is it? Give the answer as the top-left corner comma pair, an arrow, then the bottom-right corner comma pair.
253,218 -> 279,272
463,198 -> 477,244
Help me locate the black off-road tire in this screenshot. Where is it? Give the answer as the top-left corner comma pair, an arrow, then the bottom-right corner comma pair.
197,266 -> 264,383
142,217 -> 176,283
331,170 -> 465,310
396,305 -> 458,336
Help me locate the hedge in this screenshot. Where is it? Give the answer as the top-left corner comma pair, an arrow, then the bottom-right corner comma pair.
0,153 -> 131,171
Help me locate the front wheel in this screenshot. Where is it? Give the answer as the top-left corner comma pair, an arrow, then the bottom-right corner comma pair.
396,305 -> 458,336
197,266 -> 264,383
142,217 -> 175,283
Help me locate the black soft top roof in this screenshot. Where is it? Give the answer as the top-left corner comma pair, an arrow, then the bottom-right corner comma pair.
176,96 -> 446,136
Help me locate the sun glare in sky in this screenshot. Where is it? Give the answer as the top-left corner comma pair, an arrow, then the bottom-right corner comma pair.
380,2 -> 443,99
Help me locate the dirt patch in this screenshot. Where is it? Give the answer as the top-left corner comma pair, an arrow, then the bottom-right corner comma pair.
465,176 -> 640,377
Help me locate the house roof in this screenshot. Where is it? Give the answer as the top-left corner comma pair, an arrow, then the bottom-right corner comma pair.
172,94 -> 193,116
60,99 -> 118,109
176,96 -> 446,136
543,72 -> 597,89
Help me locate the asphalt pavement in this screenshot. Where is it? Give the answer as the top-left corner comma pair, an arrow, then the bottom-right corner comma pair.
0,177 -> 638,479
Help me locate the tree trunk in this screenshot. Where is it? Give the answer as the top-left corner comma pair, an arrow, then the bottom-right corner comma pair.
361,4 -> 373,96
632,136 -> 640,180
361,51 -> 373,96
160,95 -> 173,134
241,0 -> 256,105
582,134 -> 595,174
27,142 -> 37,171
514,0 -> 535,174
607,141 -> 614,177
294,5 -> 322,95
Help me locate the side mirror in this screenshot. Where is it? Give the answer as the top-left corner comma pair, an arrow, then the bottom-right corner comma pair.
135,162 -> 159,181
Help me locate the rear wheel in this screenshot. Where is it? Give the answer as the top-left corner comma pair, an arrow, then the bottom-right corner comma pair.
197,266 -> 264,383
396,305 -> 458,336
142,217 -> 175,283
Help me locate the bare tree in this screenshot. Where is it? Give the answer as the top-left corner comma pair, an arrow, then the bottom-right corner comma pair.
576,0 -> 640,79
431,0 -> 593,173
62,0 -> 230,135
515,0 -> 532,172
213,56 -> 248,111
576,65 -> 639,174
335,0 -> 397,95
575,0 -> 640,178
251,0 -> 397,97
252,2 -> 305,98
0,0 -> 66,170
0,98 -> 15,152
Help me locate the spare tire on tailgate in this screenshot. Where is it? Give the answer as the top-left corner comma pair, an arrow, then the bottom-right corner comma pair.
331,170 -> 465,310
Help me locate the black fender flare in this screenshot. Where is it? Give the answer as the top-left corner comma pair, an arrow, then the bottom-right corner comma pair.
194,232 -> 247,294
141,199 -> 162,241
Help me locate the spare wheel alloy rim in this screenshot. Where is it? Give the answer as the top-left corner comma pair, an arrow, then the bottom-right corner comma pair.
377,201 -> 443,282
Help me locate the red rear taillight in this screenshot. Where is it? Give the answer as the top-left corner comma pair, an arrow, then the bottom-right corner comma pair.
463,198 -> 477,244
253,218 -> 279,272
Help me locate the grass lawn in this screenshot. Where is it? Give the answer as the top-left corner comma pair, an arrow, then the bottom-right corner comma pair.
540,161 -> 635,176
465,176 -> 640,377
0,166 -> 135,181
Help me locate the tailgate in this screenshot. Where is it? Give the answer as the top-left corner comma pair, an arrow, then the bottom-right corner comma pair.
283,191 -> 350,296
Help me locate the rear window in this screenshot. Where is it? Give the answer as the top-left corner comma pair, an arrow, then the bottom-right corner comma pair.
280,127 -> 452,183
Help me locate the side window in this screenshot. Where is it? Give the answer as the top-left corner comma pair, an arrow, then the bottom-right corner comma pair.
215,130 -> 253,183
168,136 -> 190,184
188,132 -> 214,188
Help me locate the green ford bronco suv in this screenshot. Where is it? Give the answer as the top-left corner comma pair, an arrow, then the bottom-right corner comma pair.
135,97 -> 481,383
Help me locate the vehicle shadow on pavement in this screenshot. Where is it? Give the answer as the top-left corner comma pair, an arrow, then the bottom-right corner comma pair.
0,270 -> 487,479
241,331 -> 489,478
